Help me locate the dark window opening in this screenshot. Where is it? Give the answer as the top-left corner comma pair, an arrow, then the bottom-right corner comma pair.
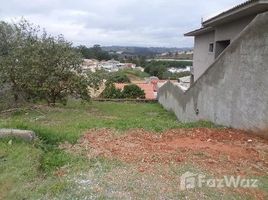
215,40 -> 230,58
209,43 -> 214,52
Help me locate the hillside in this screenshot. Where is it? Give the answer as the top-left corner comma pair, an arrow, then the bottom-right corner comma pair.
102,46 -> 192,56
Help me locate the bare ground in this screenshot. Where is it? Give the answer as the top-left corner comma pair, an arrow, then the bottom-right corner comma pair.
60,128 -> 268,199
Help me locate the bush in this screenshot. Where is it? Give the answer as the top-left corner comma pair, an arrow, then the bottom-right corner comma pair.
102,83 -> 123,99
101,83 -> 145,99
143,60 -> 192,79
122,84 -> 145,99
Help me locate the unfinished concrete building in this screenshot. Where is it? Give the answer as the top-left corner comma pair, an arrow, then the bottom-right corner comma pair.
158,0 -> 268,136
185,0 -> 268,81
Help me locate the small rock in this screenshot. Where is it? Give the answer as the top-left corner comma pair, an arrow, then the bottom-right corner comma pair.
138,167 -> 145,172
207,139 -> 212,142
0,129 -> 36,142
247,139 -> 253,143
208,159 -> 217,164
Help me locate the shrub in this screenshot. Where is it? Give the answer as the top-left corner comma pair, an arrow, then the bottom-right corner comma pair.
102,83 -> 123,99
122,84 -> 145,99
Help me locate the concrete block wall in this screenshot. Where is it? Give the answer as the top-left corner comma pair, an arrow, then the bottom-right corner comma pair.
158,12 -> 268,135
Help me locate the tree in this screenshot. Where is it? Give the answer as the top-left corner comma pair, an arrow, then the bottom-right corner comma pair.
101,83 -> 123,99
143,60 -> 193,79
144,63 -> 166,79
31,33 -> 89,105
87,69 -> 109,91
0,20 -> 38,102
0,19 -> 90,105
77,44 -> 111,61
122,84 -> 145,99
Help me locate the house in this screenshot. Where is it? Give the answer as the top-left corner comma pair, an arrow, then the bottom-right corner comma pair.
81,59 -> 99,72
185,0 -> 268,81
157,0 -> 268,134
124,63 -> 136,69
167,66 -> 191,74
99,59 -> 120,72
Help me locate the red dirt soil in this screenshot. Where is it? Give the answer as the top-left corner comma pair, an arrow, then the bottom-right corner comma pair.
64,128 -> 268,176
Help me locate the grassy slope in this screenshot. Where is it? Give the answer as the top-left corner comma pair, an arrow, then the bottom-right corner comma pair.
0,101 -> 265,199
0,101 -> 215,144
123,68 -> 150,81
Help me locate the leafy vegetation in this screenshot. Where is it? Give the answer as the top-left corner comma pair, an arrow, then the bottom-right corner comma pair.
108,72 -> 131,83
0,20 -> 90,106
146,60 -> 193,69
76,44 -> 117,60
0,101 -> 217,144
122,84 -> 145,99
102,83 -> 145,99
144,60 -> 192,79
86,68 -> 149,97
102,83 -> 123,99
162,71 -> 191,80
86,69 -> 137,92
121,68 -> 149,79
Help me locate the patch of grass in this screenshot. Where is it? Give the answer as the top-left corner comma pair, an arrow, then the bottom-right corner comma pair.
0,139 -> 93,199
0,101 -> 218,144
122,68 -> 150,81
40,149 -> 76,174
88,156 -> 124,175
0,140 -> 42,199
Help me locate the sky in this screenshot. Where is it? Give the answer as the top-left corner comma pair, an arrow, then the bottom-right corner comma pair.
0,0 -> 247,47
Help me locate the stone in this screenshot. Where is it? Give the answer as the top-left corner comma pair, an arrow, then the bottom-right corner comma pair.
0,129 -> 36,142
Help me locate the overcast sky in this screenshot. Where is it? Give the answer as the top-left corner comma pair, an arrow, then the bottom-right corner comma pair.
0,0 -> 247,47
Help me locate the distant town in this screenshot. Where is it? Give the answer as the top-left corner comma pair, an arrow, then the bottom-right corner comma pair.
80,48 -> 193,100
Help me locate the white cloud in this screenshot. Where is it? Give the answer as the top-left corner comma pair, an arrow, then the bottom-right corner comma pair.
0,0 -> 247,47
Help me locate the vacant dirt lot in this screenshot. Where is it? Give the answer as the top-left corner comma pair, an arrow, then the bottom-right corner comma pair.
59,128 -> 268,199
62,128 -> 268,175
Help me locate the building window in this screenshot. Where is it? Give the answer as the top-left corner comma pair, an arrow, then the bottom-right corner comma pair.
209,43 -> 214,52
215,40 -> 230,58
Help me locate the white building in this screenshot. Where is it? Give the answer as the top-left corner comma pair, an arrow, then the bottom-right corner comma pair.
82,59 -> 137,73
81,59 -> 99,72
168,66 -> 191,73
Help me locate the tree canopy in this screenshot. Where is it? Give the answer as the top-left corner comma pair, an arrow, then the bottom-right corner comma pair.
77,44 -> 116,61
0,19 -> 90,106
144,60 -> 192,79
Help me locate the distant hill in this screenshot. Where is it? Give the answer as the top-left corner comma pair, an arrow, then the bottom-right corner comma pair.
101,46 -> 192,56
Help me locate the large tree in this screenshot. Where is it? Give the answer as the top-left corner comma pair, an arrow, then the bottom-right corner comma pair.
77,44 -> 112,60
0,20 -> 90,106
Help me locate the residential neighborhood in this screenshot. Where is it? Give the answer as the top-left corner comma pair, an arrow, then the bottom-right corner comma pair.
82,59 -> 137,73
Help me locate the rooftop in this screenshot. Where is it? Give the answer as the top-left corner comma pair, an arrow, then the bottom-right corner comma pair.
185,0 -> 268,36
